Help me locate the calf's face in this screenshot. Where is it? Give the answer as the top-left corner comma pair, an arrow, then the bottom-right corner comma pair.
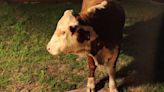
47,10 -> 97,55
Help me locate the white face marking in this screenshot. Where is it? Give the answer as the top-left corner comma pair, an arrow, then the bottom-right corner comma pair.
57,10 -> 79,31
87,0 -> 108,13
47,10 -> 98,56
47,10 -> 79,55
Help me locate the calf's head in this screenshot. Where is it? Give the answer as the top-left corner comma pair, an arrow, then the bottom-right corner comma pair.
47,10 -> 97,55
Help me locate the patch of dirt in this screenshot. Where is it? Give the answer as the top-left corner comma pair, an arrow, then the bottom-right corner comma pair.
8,81 -> 51,92
46,63 -> 70,77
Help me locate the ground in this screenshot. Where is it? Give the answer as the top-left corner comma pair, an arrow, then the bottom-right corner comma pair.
0,0 -> 164,92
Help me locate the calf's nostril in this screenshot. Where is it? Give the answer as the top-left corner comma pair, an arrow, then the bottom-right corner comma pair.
47,48 -> 50,51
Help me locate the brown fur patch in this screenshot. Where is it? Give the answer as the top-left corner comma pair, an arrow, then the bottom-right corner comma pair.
77,1 -> 125,56
77,28 -> 90,43
69,26 -> 77,35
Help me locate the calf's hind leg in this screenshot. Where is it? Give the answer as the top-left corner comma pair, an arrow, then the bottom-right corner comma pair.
87,55 -> 96,92
107,48 -> 119,92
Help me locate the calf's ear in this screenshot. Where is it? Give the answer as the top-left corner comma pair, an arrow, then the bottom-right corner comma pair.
75,14 -> 90,25
77,28 -> 90,43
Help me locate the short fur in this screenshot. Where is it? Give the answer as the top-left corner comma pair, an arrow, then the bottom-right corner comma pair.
78,1 -> 125,92
47,0 -> 125,92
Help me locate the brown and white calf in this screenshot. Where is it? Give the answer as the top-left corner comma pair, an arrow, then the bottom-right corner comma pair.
47,0 -> 125,92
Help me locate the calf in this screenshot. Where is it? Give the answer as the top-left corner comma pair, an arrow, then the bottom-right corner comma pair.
47,0 -> 125,92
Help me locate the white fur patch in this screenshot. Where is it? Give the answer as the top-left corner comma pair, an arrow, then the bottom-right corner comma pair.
109,75 -> 118,92
47,9 -> 79,55
87,0 -> 108,13
57,10 -> 79,30
87,77 -> 95,89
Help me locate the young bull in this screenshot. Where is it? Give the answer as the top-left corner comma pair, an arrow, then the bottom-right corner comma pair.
47,0 -> 125,92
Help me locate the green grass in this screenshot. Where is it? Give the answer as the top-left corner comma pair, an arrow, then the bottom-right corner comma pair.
0,0 -> 164,92
0,2 -> 82,92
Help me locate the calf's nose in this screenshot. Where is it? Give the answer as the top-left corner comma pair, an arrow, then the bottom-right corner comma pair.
47,44 -> 51,51
47,47 -> 50,51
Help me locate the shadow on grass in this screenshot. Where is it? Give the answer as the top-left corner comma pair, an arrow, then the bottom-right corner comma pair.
118,12 -> 164,90
94,12 -> 164,92
95,76 -> 109,91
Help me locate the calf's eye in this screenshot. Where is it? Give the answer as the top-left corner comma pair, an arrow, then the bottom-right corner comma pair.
61,31 -> 65,35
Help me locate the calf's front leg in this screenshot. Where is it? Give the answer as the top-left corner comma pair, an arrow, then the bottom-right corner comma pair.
87,55 -> 96,92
